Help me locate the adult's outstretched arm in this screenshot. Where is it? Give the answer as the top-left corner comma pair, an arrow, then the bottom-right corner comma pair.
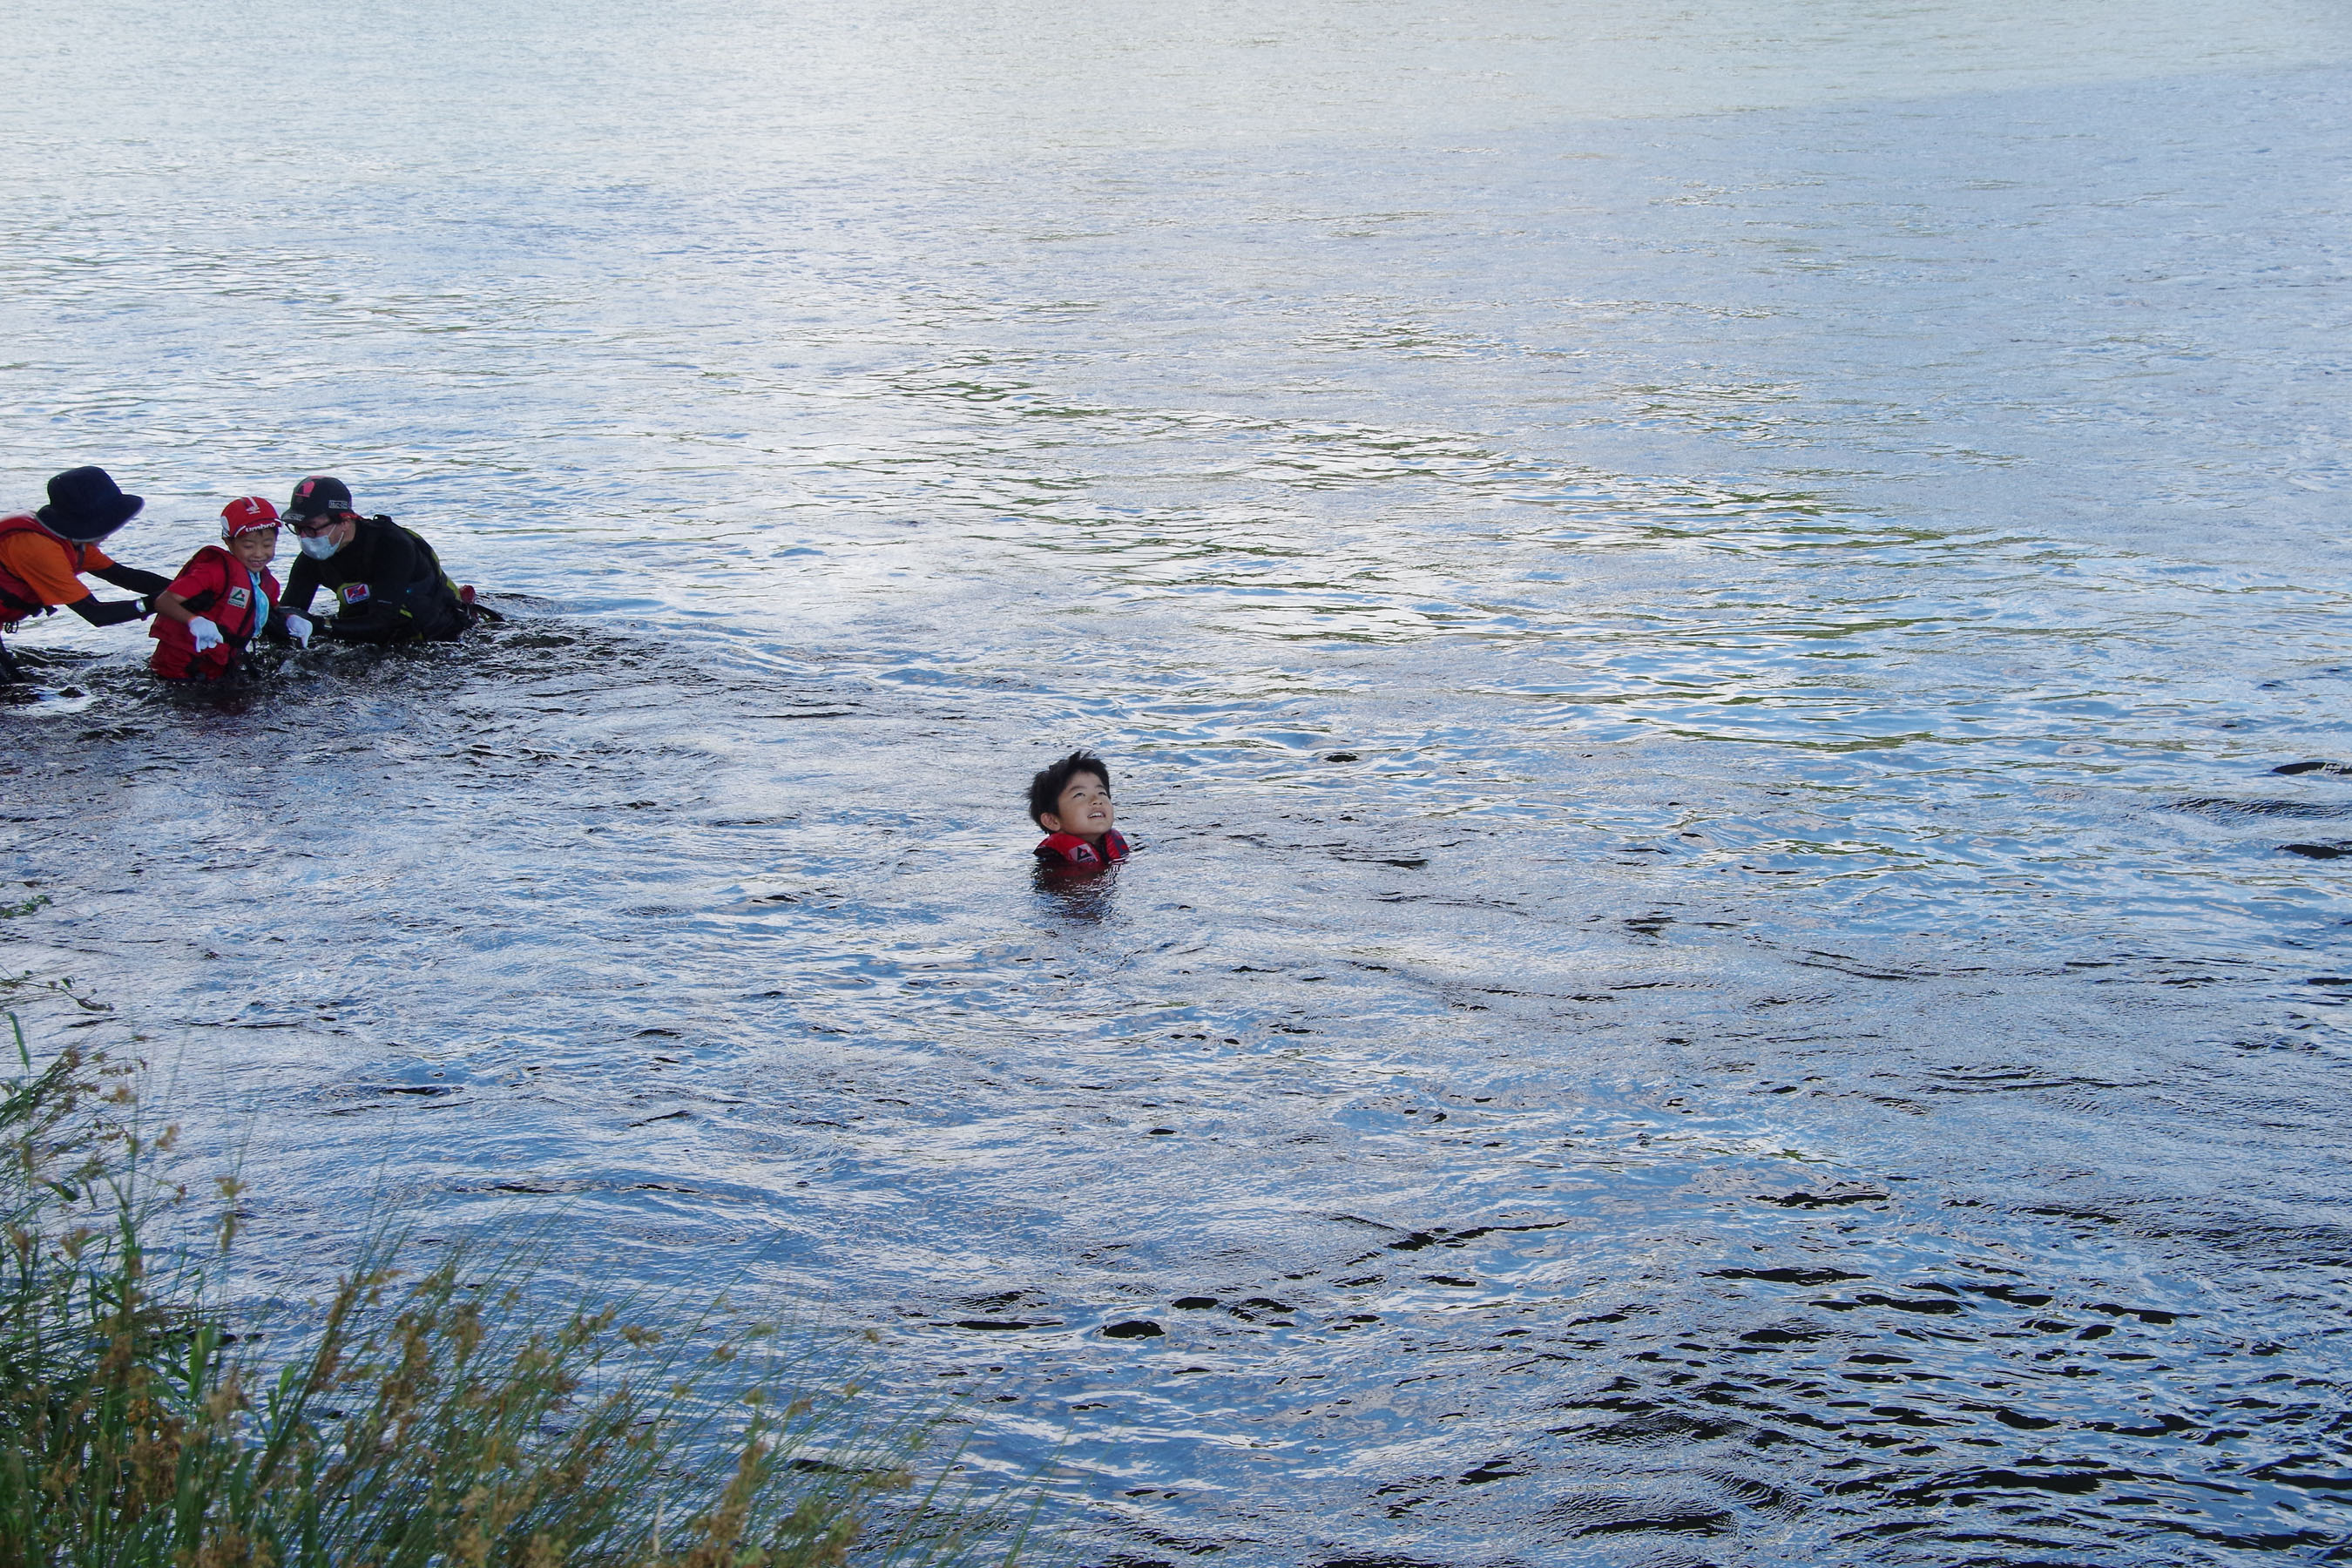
315,598 -> 406,639
278,555 -> 320,615
64,593 -> 152,627
91,562 -> 171,596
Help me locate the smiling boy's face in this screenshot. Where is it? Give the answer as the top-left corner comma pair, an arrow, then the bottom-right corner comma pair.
1039,770 -> 1114,843
225,529 -> 277,570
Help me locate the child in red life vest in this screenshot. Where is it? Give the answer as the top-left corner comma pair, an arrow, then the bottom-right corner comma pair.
1030,749 -> 1130,872
148,497 -> 314,680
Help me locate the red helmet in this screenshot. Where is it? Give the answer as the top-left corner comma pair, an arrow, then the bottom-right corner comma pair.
220,496 -> 280,537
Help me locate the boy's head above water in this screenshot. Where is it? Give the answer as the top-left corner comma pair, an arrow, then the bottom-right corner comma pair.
1029,749 -> 1115,842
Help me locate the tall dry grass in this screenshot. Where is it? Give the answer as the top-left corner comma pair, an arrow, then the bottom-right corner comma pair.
0,1018 -> 1034,1568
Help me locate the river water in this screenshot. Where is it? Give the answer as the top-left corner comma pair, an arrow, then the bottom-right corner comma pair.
4,2 -> 2351,1563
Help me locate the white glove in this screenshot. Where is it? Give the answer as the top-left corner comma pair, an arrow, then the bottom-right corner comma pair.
188,616 -> 224,652
283,612 -> 313,649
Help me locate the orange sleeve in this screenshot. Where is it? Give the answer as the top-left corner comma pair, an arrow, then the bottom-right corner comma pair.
0,532 -> 99,606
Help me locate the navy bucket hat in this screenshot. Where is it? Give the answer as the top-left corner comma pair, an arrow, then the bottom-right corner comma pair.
36,466 -> 145,543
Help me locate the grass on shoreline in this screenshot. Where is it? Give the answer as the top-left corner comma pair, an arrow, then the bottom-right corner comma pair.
1,1019 -> 1034,1568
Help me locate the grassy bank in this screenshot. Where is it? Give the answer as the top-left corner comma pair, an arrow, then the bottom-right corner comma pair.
0,1019 -> 1030,1568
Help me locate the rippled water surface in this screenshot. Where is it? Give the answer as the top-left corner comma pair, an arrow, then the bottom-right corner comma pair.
5,2 -> 2351,1563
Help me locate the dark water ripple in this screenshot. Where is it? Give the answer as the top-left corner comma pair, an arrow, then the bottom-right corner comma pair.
6,612 -> 2348,1565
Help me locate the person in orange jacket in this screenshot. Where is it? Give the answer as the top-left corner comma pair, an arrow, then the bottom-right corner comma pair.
0,467 -> 172,679
148,497 -> 315,681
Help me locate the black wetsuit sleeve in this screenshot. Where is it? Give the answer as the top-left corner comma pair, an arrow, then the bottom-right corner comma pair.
321,599 -> 405,639
279,555 -> 320,614
92,563 -> 170,596
67,595 -> 150,627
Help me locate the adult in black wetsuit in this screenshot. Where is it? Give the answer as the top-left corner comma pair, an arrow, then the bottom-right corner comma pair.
277,475 -> 472,643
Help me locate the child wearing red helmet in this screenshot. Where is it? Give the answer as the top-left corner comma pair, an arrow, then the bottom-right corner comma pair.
148,497 -> 314,681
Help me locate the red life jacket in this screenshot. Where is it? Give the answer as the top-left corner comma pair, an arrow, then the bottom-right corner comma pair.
0,512 -> 95,624
1036,828 -> 1130,870
149,547 -> 279,679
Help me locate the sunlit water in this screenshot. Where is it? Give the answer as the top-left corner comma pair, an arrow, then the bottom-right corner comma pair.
4,2 -> 2350,1562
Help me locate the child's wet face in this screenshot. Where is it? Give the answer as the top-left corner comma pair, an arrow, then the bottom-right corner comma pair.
1042,772 -> 1115,842
226,530 -> 277,570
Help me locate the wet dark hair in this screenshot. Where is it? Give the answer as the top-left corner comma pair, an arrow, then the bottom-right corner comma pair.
1029,750 -> 1112,827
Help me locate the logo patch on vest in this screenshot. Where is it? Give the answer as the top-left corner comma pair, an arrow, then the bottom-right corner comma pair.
227,587 -> 251,609
341,582 -> 371,605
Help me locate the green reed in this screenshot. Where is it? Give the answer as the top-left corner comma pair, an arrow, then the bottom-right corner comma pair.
0,1022 -> 1034,1568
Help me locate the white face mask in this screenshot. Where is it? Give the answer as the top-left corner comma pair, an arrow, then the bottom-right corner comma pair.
298,531 -> 342,561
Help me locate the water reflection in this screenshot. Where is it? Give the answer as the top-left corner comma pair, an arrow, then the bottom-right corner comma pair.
2,0 -> 2349,1560
1032,865 -> 1121,921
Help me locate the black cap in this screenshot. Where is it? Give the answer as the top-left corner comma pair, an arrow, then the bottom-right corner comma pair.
35,466 -> 145,543
283,474 -> 356,525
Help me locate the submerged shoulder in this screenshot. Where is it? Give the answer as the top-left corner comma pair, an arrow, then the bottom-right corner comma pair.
1036,832 -> 1100,866
1037,831 -> 1132,869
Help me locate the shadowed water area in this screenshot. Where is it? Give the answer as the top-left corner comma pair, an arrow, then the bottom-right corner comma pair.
4,1 -> 2351,1562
